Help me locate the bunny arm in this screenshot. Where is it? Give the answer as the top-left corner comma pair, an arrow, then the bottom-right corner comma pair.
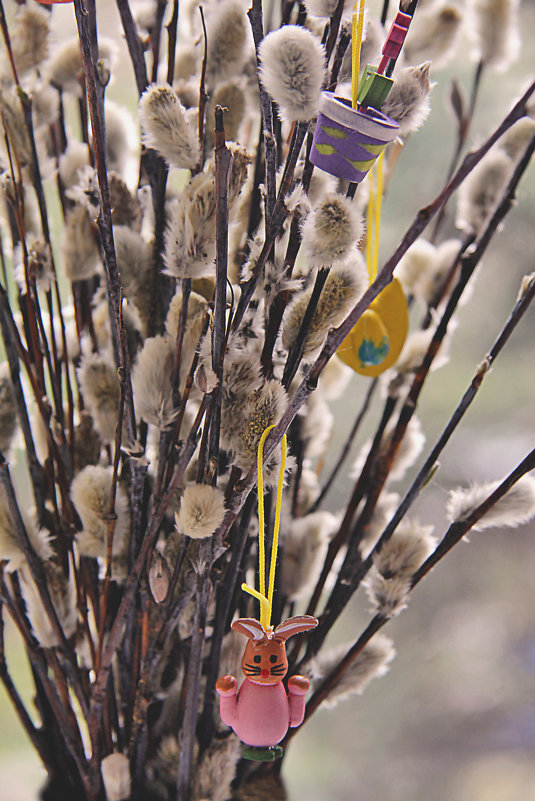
216,675 -> 238,729
288,675 -> 309,728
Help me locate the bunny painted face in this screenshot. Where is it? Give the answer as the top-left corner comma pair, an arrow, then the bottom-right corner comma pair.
241,636 -> 288,685
232,615 -> 318,685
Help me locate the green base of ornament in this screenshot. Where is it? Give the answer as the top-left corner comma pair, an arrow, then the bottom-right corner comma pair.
241,744 -> 285,762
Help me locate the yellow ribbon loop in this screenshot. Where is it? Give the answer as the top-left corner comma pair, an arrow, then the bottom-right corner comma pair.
351,0 -> 366,109
241,424 -> 288,630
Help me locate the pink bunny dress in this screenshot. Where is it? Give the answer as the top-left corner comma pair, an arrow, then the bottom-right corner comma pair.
218,677 -> 307,747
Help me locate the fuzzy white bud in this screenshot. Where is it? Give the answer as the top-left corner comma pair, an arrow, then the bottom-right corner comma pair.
301,194 -> 364,268
468,0 -> 520,71
309,634 -> 395,708
456,148 -> 513,234
139,84 -> 200,170
446,475 -> 535,532
132,336 -> 177,429
175,484 -> 226,539
101,753 -> 131,801
404,5 -> 463,70
382,62 -> 433,139
259,26 -> 326,122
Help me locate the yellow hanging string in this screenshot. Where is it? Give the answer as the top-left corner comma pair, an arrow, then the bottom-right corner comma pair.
351,0 -> 366,109
371,150 -> 384,283
365,166 -> 375,282
365,150 -> 384,284
241,425 -> 288,630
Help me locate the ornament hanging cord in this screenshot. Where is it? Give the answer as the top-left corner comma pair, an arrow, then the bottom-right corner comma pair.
351,0 -> 366,109
242,425 -> 287,630
365,150 -> 385,284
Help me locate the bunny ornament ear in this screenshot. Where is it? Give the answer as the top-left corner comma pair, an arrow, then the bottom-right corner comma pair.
232,618 -> 269,642
274,615 -> 318,642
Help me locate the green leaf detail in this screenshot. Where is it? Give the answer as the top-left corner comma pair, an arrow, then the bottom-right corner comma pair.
320,125 -> 349,139
345,155 -> 377,171
315,143 -> 337,156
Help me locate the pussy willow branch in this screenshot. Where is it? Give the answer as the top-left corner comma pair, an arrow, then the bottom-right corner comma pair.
150,0 -> 168,84
0,462 -> 90,723
231,120 -> 308,331
166,0 -> 180,86
310,378 -> 378,513
1,577 -> 92,796
115,0 -> 149,95
0,290 -> 45,519
295,446 -> 535,732
304,395 -> 396,622
248,0 -> 277,228
262,81 -> 535,471
74,0 -> 137,442
176,542 -> 214,801
282,267 -> 330,389
260,29 -> 351,378
197,5 -> 209,170
432,60 -> 485,242
0,606 -> 50,767
208,108 -> 232,481
305,132 -> 535,658
216,81 -> 534,547
90,398 -> 207,719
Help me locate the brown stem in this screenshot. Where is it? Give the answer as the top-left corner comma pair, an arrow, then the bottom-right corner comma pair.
115,0 -> 149,95
197,5 -> 209,171
207,109 -> 232,481
309,378 -> 378,513
166,0 -> 180,86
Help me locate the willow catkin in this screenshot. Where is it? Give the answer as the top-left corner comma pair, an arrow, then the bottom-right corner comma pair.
382,62 -> 433,139
258,26 -> 326,122
446,475 -> 535,531
175,484 -> 226,539
139,84 -> 200,170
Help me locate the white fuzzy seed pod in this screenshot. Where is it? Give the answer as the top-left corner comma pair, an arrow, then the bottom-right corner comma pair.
373,519 -> 436,580
0,487 -> 52,572
446,475 -> 535,532
456,147 -> 513,234
193,737 -> 242,801
309,634 -> 395,708
259,26 -> 326,122
59,141 -> 90,191
61,205 -> 101,282
0,362 -> 18,453
282,258 -> 368,357
468,0 -> 520,72
45,37 -> 117,96
10,6 -> 50,77
382,62 -> 433,139
105,100 -> 139,180
101,753 -> 131,801
404,5 -> 463,70
206,0 -> 249,86
71,466 -> 130,561
20,563 -> 77,649
301,194 -> 364,268
139,83 -> 200,170
77,352 -> 120,443
280,512 -> 337,601
132,336 -> 177,429
175,484 -> 226,539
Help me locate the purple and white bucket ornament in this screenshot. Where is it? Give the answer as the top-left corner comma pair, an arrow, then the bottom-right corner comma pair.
310,92 -> 399,183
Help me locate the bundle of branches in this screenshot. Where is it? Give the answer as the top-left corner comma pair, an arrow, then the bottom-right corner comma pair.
0,0 -> 533,800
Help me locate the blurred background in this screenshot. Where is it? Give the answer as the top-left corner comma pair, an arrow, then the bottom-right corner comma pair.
0,1 -> 534,799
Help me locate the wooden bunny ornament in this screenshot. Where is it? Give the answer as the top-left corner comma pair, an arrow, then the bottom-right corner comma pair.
216,615 -> 318,760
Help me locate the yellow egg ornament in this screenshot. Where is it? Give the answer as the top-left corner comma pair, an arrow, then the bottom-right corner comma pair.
337,277 -> 408,377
